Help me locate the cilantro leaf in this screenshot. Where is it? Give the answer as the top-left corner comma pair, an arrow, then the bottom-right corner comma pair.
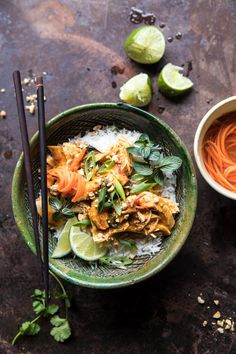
46,304 -> 59,316
32,300 -> 45,315
20,321 -> 40,336
50,316 -> 71,343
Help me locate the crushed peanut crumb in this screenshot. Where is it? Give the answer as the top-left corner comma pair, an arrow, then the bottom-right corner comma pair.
213,311 -> 221,319
197,296 -> 205,304
23,78 -> 30,85
202,320 -> 208,327
25,104 -> 35,115
217,320 -> 225,327
0,110 -> 7,118
217,328 -> 224,334
214,300 -> 219,305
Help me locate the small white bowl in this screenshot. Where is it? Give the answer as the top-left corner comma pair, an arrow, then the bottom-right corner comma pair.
194,96 -> 236,200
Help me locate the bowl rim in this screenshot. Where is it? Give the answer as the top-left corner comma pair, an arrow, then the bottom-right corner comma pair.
194,96 -> 236,200
12,102 -> 197,288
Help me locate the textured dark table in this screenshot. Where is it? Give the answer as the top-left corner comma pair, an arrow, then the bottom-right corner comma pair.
0,1 -> 236,353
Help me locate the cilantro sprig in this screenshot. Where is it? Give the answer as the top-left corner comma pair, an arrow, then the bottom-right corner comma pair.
127,133 -> 182,186
12,271 -> 72,345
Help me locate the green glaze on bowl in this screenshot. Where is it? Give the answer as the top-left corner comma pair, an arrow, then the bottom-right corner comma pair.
12,103 -> 197,289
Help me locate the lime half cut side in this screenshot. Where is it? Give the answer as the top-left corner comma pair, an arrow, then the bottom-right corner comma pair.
51,216 -> 78,258
124,26 -> 166,64
158,63 -> 194,97
70,225 -> 108,261
119,73 -> 152,107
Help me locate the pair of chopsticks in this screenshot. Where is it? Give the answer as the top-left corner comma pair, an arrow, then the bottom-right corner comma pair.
13,71 -> 49,305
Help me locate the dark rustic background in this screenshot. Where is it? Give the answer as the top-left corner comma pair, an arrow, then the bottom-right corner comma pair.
0,1 -> 236,353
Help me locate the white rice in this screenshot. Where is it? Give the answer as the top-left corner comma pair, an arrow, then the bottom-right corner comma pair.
108,236 -> 163,258
71,125 -> 141,153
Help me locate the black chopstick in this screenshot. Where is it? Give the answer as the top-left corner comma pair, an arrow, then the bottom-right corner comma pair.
36,76 -> 49,305
13,71 -> 44,279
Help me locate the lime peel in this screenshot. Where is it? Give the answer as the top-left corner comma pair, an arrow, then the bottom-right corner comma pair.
124,25 -> 166,64
69,225 -> 108,261
158,63 -> 193,97
51,217 -> 78,258
119,73 -> 152,107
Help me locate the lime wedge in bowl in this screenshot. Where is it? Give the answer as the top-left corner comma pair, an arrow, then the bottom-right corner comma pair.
119,73 -> 152,107
70,225 -> 108,261
158,63 -> 193,97
51,216 -> 78,258
124,26 -> 165,64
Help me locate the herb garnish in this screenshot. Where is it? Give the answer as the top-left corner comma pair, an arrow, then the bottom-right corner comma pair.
97,185 -> 123,216
99,255 -> 134,269
12,271 -> 71,345
49,196 -> 75,220
85,151 -> 96,181
127,133 -> 182,186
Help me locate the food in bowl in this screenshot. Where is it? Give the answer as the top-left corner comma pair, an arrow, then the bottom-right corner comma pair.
36,125 -> 182,268
202,113 -> 236,193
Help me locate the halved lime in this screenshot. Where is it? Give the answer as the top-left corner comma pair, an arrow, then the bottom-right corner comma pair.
51,217 -> 78,258
70,225 -> 108,261
124,26 -> 165,64
158,63 -> 193,97
119,73 -> 152,107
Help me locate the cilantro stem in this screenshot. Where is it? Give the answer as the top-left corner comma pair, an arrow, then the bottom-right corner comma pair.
49,270 -> 69,318
11,314 -> 42,345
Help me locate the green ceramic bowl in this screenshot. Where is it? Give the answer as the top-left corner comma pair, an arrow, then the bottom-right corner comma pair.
12,103 -> 197,288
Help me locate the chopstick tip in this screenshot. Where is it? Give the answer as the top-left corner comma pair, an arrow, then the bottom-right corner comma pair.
35,76 -> 43,87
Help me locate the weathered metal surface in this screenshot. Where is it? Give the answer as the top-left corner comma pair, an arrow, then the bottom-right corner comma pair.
0,0 -> 236,353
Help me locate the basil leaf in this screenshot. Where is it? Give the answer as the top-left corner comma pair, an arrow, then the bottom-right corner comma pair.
126,146 -> 143,157
136,133 -> 151,145
149,150 -> 161,161
61,208 -> 75,218
52,211 -> 61,221
62,200 -> 73,209
114,179 -> 126,201
133,162 -> 153,176
49,196 -> 62,211
131,182 -> 157,194
131,173 -> 147,182
153,170 -> 165,185
98,188 -> 107,212
159,156 -> 182,174
140,146 -> 151,159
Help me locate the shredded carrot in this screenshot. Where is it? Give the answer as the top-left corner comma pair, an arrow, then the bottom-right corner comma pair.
202,113 -> 236,192
48,166 -> 86,200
